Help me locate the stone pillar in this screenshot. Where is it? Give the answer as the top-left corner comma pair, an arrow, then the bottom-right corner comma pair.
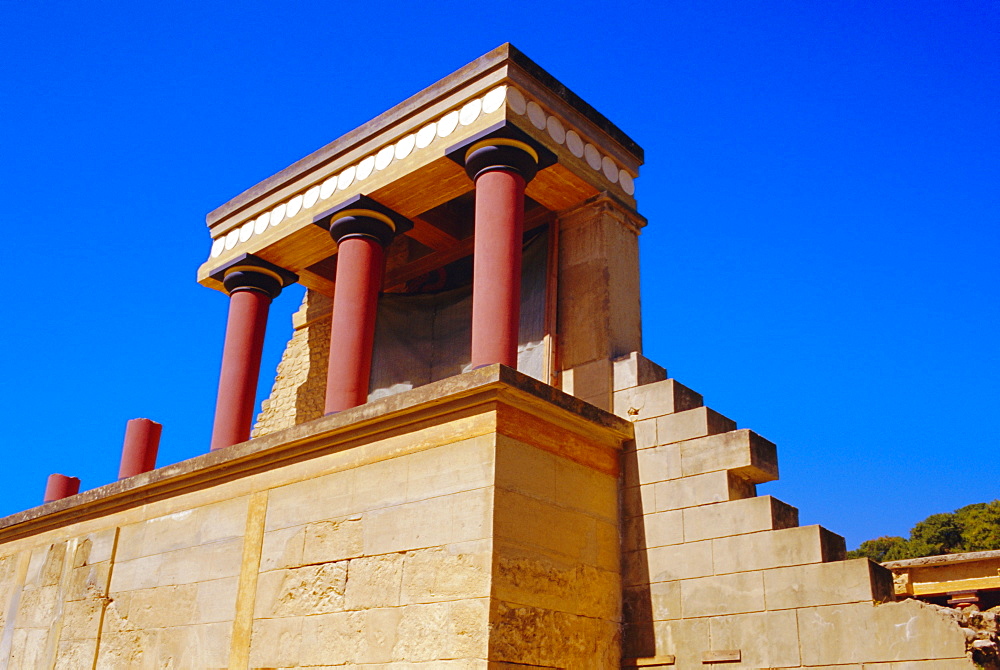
44,473 -> 80,503
118,418 -> 162,479
448,124 -> 555,368
315,196 -> 411,413
209,256 -> 296,451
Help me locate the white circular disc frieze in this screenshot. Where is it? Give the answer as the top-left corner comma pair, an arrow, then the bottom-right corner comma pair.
416,123 -> 436,149
482,85 -> 506,113
375,145 -> 395,170
337,166 -> 356,191
565,130 -> 584,158
506,87 -> 526,115
526,101 -> 547,130
602,156 -> 619,183
546,116 -> 566,144
437,110 -> 459,137
459,98 -> 482,126
356,156 -> 375,181
394,134 -> 415,160
210,238 -> 224,258
270,203 -> 286,226
286,194 -> 303,218
304,185 -> 320,209
584,144 -> 602,170
225,229 -> 240,250
320,177 -> 337,199
619,170 -> 635,195
239,221 -> 254,243
254,213 -> 270,235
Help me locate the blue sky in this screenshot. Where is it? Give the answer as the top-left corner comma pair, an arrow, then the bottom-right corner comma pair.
1,0 -> 996,548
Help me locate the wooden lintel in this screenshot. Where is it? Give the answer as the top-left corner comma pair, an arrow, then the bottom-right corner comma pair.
407,216 -> 462,250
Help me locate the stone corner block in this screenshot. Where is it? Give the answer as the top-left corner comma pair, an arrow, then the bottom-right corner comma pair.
612,352 -> 667,392
679,429 -> 778,484
613,379 -> 704,421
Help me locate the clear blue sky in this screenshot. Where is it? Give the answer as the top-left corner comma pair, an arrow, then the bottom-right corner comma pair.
1,0 -> 996,549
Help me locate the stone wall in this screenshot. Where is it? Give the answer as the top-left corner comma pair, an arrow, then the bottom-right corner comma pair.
611,353 -> 975,669
0,367 -> 629,669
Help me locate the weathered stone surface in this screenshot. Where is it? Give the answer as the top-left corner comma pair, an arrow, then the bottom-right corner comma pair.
709,610 -> 801,668
259,524 -> 306,571
798,600 -> 968,665
346,553 -> 404,609
489,599 -> 618,668
255,562 -> 348,617
629,442 -> 682,485
644,540 -> 714,584
54,639 -> 98,670
61,597 -> 104,640
624,510 -> 684,553
402,543 -> 491,604
494,548 -> 619,620
613,352 -> 667,392
393,599 -> 489,662
299,610 -> 365,665
764,558 -> 893,610
650,618 -> 711,670
302,516 -> 364,564
614,379 -> 703,421
249,616 -> 303,668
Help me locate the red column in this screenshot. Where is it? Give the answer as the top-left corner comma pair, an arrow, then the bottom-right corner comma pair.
44,474 -> 80,503
119,418 -> 162,479
470,169 -> 526,368
210,286 -> 271,451
325,236 -> 385,413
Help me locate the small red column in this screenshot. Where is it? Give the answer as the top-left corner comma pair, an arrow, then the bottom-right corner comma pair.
451,130 -> 551,369
314,195 -> 411,414
209,260 -> 294,451
44,474 -> 80,503
118,418 -> 162,479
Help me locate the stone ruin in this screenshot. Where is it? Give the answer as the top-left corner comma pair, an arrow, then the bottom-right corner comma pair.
0,44 -> 985,668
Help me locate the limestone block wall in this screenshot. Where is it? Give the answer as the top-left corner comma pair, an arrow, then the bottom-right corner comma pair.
612,355 -> 974,669
0,367 -> 630,669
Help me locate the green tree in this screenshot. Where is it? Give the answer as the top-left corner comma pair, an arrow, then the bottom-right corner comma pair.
847,536 -> 911,561
848,500 -> 1000,561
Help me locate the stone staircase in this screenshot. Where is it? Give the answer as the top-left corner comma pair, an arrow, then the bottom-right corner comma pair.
603,353 -> 970,669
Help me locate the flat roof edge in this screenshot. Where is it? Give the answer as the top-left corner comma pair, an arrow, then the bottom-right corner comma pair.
206,44 -> 642,229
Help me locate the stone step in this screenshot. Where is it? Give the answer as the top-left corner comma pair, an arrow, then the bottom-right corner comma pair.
625,429 -> 778,489
712,524 -> 846,575
656,407 -> 737,446
613,352 -> 668,392
649,471 -> 759,513
614,379 -> 703,420
761,557 -> 896,610
681,495 -> 799,542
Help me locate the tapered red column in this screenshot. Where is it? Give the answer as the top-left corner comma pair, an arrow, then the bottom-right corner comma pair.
209,258 -> 295,451
471,168 -> 526,368
449,126 -> 553,368
325,235 -> 385,412
315,195 -> 412,413
119,418 -> 162,479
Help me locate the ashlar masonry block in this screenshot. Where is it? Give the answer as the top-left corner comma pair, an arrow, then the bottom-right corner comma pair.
764,557 -> 895,610
680,570 -> 766,618
653,470 -> 757,512
708,609 -> 802,669
682,495 -> 799,542
655,407 -> 736,445
712,524 -> 846,575
678,428 -> 779,483
613,351 -> 668,392
614,378 -> 703,421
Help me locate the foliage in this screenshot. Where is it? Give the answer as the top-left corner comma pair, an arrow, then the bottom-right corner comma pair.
847,500 -> 1000,561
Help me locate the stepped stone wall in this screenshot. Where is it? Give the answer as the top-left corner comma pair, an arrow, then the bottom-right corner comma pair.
606,353 -> 973,669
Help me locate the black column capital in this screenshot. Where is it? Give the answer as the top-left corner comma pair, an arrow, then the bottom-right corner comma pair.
313,194 -> 413,248
446,121 -> 556,183
209,253 -> 298,299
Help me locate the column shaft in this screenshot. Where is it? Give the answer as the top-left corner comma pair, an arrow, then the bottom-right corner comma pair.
119,418 -> 162,479
210,288 -> 271,451
325,236 -> 385,412
471,168 -> 525,368
44,474 -> 80,503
